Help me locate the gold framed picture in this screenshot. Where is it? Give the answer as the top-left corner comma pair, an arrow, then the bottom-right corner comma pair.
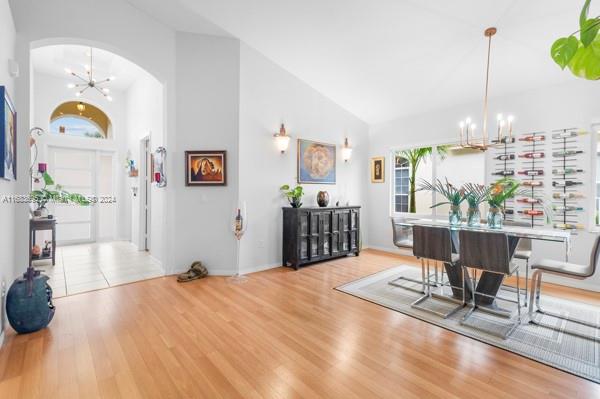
371,157 -> 385,183
185,150 -> 226,186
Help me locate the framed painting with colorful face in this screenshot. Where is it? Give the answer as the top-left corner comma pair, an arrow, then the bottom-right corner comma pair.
185,151 -> 226,186
0,87 -> 16,181
297,139 -> 336,184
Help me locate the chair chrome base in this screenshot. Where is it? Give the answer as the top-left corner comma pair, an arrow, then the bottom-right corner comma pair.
411,259 -> 465,319
528,269 -> 600,341
388,259 -> 440,294
498,258 -> 529,307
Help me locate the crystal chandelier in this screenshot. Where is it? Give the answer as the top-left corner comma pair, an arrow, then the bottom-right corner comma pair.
458,28 -> 515,150
65,48 -> 115,101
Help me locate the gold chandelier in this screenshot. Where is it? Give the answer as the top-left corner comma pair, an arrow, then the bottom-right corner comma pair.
458,27 -> 515,150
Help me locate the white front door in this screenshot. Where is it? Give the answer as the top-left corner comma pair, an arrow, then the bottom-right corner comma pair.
47,147 -> 115,245
48,147 -> 95,244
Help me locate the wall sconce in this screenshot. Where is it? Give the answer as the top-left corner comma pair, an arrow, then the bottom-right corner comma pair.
274,123 -> 291,153
341,137 -> 353,162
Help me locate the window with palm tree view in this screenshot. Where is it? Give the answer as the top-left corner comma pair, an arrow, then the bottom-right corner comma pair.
393,144 -> 485,215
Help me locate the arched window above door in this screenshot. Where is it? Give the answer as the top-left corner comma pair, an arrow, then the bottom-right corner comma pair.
50,101 -> 111,139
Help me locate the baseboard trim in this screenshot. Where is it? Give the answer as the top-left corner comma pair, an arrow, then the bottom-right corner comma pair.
205,262 -> 282,277
0,330 -> 4,350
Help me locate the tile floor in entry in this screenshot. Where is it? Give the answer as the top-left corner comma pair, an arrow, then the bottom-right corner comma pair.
35,241 -> 164,297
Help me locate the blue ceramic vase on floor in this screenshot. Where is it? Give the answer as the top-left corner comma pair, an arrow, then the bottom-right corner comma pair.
6,268 -> 55,334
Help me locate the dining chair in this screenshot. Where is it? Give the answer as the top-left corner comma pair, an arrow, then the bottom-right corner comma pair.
459,229 -> 521,338
410,225 -> 465,319
528,234 -> 600,341
503,220 -> 532,306
388,217 -> 438,294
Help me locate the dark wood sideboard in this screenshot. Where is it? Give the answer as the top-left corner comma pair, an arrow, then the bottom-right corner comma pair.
282,206 -> 360,269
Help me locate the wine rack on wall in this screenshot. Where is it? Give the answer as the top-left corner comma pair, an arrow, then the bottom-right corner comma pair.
489,138 -> 517,222
487,128 -> 591,231
551,128 -> 587,231
516,132 -> 546,228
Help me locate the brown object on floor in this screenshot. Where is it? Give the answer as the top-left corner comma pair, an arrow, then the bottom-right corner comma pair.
177,261 -> 207,282
1,249 -> 599,398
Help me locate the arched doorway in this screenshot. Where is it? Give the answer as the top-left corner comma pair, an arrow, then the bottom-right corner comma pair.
29,44 -> 167,296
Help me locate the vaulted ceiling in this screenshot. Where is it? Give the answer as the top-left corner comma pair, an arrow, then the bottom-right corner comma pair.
126,0 -> 591,124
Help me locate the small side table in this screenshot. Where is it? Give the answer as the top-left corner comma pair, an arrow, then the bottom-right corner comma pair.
29,218 -> 56,267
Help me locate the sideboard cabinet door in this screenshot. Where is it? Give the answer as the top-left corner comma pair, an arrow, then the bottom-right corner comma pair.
282,206 -> 360,269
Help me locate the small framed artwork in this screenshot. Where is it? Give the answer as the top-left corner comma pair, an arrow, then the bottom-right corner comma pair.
371,157 -> 385,183
0,87 -> 17,180
185,150 -> 226,186
297,139 -> 336,184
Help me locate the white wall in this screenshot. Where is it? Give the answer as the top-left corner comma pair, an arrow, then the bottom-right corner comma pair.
0,0 -> 16,343
9,0 -> 177,273
173,32 -> 241,274
125,73 -> 165,263
367,81 -> 600,291
238,43 -> 369,273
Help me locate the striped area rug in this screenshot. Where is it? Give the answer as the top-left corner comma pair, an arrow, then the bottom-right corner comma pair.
336,265 -> 600,383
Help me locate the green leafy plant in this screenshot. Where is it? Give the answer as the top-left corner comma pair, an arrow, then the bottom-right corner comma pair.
279,184 -> 304,208
463,182 -> 491,209
30,172 -> 90,210
487,177 -> 521,209
551,0 -> 600,80
418,178 -> 466,208
398,146 -> 448,213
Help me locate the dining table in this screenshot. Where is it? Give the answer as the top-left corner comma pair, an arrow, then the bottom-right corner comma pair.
394,218 -> 571,306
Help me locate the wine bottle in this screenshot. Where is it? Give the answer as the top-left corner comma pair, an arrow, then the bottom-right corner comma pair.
492,137 -> 516,144
552,131 -> 587,139
552,205 -> 583,212
518,210 -> 544,216
519,152 -> 545,159
492,170 -> 514,176
235,209 -> 242,232
504,209 -> 514,215
552,181 -> 582,187
519,135 -> 545,142
552,150 -> 583,157
516,197 -> 541,204
521,180 -> 543,187
554,223 -> 584,230
518,170 -> 543,176
552,168 -> 583,175
493,154 -> 515,161
553,192 -> 584,199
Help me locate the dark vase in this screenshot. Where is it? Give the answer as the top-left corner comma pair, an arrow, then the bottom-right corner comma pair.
317,191 -> 330,207
6,269 -> 55,334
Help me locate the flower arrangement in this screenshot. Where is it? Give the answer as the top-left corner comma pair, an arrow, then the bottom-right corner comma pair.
487,177 -> 520,209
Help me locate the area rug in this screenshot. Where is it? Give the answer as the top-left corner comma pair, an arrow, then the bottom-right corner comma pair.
336,265 -> 600,383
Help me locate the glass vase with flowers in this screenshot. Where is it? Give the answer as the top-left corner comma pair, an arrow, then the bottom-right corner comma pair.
418,178 -> 466,227
463,183 -> 491,227
486,177 -> 521,228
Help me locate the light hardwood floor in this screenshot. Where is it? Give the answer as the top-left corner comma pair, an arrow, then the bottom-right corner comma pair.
0,249 -> 599,398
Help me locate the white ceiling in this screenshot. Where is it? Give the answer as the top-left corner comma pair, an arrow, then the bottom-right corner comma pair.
31,44 -> 148,92
63,2 -> 600,124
